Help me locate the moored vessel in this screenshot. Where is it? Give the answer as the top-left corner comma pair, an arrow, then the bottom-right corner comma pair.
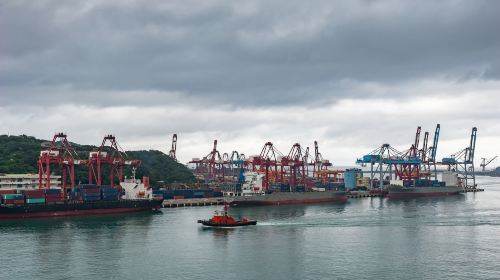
386,185 -> 463,199
229,190 -> 348,206
386,173 -> 464,199
0,177 -> 163,220
229,172 -> 348,207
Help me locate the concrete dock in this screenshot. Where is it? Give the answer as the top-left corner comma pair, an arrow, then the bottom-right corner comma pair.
162,187 -> 485,208
163,197 -> 225,208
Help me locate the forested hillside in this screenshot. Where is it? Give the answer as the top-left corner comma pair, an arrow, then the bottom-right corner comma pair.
0,135 -> 195,185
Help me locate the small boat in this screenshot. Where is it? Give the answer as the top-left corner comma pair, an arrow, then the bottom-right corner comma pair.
197,202 -> 257,227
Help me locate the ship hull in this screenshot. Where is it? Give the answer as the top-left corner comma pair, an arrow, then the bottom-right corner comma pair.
387,186 -> 463,199
0,199 -> 163,220
197,220 -> 257,227
230,191 -> 347,207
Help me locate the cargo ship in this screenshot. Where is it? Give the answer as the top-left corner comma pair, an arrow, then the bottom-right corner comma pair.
386,172 -> 463,199
386,185 -> 463,199
0,177 -> 163,220
228,172 -> 348,207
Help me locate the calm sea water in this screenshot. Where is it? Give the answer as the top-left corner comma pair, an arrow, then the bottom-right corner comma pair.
1,176 -> 500,280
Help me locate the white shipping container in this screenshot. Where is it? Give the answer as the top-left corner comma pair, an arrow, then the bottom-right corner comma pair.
390,180 -> 404,186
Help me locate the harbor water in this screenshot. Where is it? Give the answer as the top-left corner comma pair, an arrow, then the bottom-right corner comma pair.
1,176 -> 500,279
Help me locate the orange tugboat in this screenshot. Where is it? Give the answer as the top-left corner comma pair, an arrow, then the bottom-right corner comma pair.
197,202 -> 257,227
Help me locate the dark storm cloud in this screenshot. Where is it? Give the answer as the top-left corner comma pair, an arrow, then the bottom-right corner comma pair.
1,0 -> 500,107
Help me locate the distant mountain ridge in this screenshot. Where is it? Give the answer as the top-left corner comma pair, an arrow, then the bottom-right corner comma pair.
0,134 -> 195,186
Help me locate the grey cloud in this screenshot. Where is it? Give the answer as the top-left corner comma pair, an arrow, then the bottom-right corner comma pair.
1,0 -> 500,107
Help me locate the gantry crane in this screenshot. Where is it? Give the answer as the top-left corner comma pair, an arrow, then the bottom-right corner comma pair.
441,127 -> 477,188
88,135 -> 141,186
38,132 -> 84,190
169,134 -> 177,161
480,156 -> 497,172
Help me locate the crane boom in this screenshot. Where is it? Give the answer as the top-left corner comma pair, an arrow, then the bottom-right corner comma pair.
480,156 -> 498,171
430,124 -> 440,161
169,134 -> 177,160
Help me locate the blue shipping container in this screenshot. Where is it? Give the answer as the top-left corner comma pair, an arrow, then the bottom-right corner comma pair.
82,197 -> 100,201
79,184 -> 97,189
213,192 -> 223,197
173,190 -> 184,196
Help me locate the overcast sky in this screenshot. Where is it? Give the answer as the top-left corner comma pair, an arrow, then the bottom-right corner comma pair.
1,0 -> 499,166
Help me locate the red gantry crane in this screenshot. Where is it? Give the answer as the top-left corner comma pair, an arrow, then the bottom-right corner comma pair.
252,142 -> 283,191
281,143 -> 306,189
88,135 -> 141,187
38,132 -> 83,190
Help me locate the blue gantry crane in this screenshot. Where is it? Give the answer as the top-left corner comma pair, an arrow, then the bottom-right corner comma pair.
441,127 -> 477,188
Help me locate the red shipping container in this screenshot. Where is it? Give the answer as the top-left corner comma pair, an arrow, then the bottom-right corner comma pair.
46,197 -> 65,203
24,190 -> 45,194
3,199 -> 25,205
25,194 -> 45,199
81,188 -> 100,193
45,194 -> 64,198
0,190 -> 18,195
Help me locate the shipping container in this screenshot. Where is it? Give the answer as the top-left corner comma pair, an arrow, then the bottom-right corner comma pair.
79,184 -> 98,189
183,191 -> 194,199
25,194 -> 46,199
101,195 -> 119,201
173,190 -> 184,196
81,195 -> 101,201
204,192 -> 213,198
163,190 -> 174,199
0,190 -> 18,195
82,195 -> 100,198
46,197 -> 65,203
3,199 -> 25,205
82,188 -> 101,193
23,189 -> 45,194
213,191 -> 223,197
152,194 -> 163,200
26,198 -> 46,204
2,194 -> 24,200
45,193 -> 63,197
45,189 -> 62,194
